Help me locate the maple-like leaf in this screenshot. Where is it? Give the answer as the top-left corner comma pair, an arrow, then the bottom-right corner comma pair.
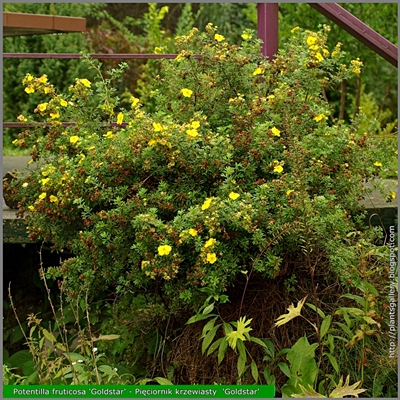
291,384 -> 327,398
329,375 -> 366,398
274,296 -> 307,327
292,376 -> 366,398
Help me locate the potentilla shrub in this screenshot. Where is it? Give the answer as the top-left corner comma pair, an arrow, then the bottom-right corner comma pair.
9,24 -> 385,310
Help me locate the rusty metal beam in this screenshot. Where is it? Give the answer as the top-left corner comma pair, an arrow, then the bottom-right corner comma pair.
309,3 -> 398,67
257,3 -> 279,60
3,53 -> 202,60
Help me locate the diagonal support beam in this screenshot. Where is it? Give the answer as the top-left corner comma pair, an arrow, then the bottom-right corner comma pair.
309,3 -> 397,67
257,3 -> 279,60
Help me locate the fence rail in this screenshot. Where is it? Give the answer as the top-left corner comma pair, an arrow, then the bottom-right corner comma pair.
3,53 -> 202,59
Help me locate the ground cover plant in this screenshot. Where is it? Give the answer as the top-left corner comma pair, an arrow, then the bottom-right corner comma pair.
5,24 -> 397,396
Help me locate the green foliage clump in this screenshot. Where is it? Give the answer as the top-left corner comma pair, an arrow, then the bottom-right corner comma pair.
8,25 -> 388,312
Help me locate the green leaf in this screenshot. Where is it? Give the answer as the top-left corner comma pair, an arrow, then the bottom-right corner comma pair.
236,339 -> 247,361
250,360 -> 259,383
202,303 -> 215,315
154,377 -> 174,385
324,352 -> 339,374
42,328 -> 57,343
306,302 -> 326,319
24,370 -> 39,385
218,337 -> 228,365
341,294 -> 366,308
263,366 -> 275,386
201,317 -> 218,338
7,350 -> 32,369
186,313 -> 216,324
206,337 -> 223,356
339,307 -> 364,317
64,352 -> 86,362
201,324 -> 221,354
263,339 -> 275,358
320,315 -> 332,339
282,336 -> 319,398
277,361 -> 291,378
237,353 -> 246,377
335,322 -> 354,338
223,321 -> 233,334
249,336 -> 268,349
359,280 -> 378,296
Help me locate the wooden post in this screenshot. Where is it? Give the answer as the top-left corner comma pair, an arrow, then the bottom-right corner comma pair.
257,3 -> 279,60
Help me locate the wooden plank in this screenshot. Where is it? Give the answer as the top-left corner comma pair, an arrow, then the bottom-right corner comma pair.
3,12 -> 86,37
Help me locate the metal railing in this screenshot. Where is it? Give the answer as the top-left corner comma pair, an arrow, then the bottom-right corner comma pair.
3,3 -> 398,131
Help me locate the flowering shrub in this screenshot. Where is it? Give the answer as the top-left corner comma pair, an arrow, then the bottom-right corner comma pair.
9,24 -> 386,315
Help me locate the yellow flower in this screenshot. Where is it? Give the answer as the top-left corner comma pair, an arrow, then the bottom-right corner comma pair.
273,165 -> 283,174
50,111 -> 60,119
214,34 -> 225,42
17,114 -> 28,122
28,205 -> 35,211
291,26 -> 300,34
60,99 -> 68,107
25,74 -> 34,82
141,260 -> 150,269
314,114 -> 326,122
41,178 -> 50,186
350,59 -> 363,75
39,192 -> 47,200
189,228 -> 198,237
49,195 -> 58,203
22,182 -> 29,188
103,131 -> 113,138
229,192 -> 240,200
207,253 -> 217,264
37,103 -> 48,112
306,36 -> 317,46
286,189 -> 294,196
181,88 -> 193,98
78,78 -> 91,87
204,238 -> 216,248
70,136 -> 80,144
158,245 -> 172,256
309,45 -> 319,51
374,161 -> 382,167
186,129 -> 198,137
117,112 -> 124,125
191,120 -> 200,129
25,86 -> 35,94
271,127 -> 281,137
391,192 -> 397,199
38,75 -> 48,83
253,67 -> 263,76
201,198 -> 212,210
148,139 -> 157,146
131,96 -> 140,108
315,52 -> 324,62
322,48 -> 330,57
153,122 -> 163,132
154,47 -> 163,54
241,33 -> 252,40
